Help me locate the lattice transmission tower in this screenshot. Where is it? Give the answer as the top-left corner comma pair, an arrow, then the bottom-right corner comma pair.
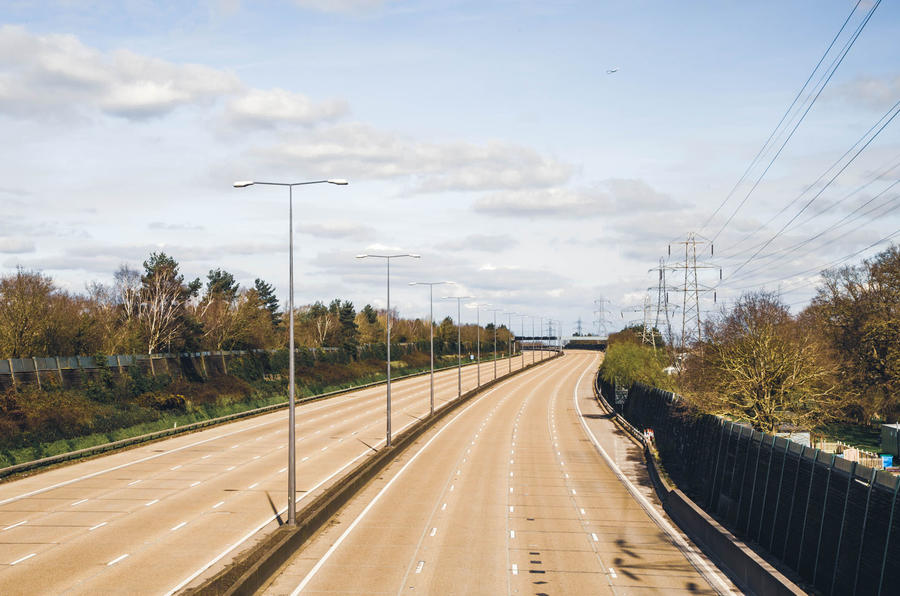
648,258 -> 679,350
666,232 -> 720,354
593,297 -> 610,337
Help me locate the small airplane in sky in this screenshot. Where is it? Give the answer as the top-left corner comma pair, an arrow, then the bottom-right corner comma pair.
606,67 -> 619,74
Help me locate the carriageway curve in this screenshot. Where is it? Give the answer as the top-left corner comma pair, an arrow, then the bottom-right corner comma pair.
263,352 -> 737,595
0,352 -> 550,595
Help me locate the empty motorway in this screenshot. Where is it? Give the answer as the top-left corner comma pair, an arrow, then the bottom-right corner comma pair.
262,351 -> 736,595
0,353 -> 547,595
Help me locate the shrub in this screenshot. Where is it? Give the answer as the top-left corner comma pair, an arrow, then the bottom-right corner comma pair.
599,342 -> 674,391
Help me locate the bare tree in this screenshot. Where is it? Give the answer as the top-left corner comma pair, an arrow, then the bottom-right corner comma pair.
683,291 -> 839,432
0,268 -> 54,358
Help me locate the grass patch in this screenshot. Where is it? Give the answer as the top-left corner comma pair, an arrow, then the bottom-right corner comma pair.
815,422 -> 881,452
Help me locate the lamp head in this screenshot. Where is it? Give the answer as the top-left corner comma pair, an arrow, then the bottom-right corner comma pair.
233,180 -> 254,188
327,179 -> 349,185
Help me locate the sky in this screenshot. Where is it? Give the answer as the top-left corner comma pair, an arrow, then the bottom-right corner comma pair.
1,0 -> 898,337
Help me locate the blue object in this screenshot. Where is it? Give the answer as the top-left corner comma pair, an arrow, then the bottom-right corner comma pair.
880,454 -> 893,468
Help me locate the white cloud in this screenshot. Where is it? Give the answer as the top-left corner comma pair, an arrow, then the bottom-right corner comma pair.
833,74 -> 900,110
0,237 -> 35,254
296,221 -> 375,240
0,25 -> 241,120
435,234 -> 517,252
473,188 -> 612,218
148,221 -> 205,231
291,0 -> 388,14
473,178 -> 685,219
226,88 -> 348,128
259,122 -> 573,192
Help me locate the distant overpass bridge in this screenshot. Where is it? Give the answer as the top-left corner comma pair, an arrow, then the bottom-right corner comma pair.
517,335 -> 607,350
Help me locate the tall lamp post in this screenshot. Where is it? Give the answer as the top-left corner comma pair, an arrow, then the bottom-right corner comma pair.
488,308 -> 504,380
504,311 -> 516,373
539,316 -> 544,361
409,280 -> 454,416
470,303 -> 489,388
356,253 -> 420,447
520,314 -> 527,369
442,295 -> 473,398
233,178 -> 348,526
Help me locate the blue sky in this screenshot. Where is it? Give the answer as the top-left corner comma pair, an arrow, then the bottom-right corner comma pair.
1,0 -> 898,335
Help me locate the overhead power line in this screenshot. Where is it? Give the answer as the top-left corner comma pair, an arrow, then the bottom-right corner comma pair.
699,0 -> 863,235
706,0 -> 881,244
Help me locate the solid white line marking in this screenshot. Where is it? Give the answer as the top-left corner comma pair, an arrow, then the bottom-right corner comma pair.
71,499 -> 88,506
279,467 -> 287,473
190,481 -> 201,487
146,499 -> 159,506
213,501 -> 224,509
430,527 -> 437,537
10,553 -> 36,565
248,483 -> 259,489
415,560 -> 425,574
571,356 -> 733,594
171,522 -> 187,532
89,522 -> 107,531
201,454 -> 211,459
170,465 -> 182,470
511,563 -> 518,575
128,480 -> 141,486
108,553 -> 129,566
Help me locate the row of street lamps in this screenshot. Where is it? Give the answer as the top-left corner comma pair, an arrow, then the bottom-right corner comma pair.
232,178 -> 559,525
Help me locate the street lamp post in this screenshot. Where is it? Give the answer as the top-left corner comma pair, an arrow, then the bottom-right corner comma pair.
520,314 -> 527,369
409,281 -> 454,416
488,308 -> 503,380
470,303 -> 489,388
442,295 -> 473,398
233,178 -> 348,526
357,253 -> 420,447
504,312 -> 516,373
539,316 -> 544,361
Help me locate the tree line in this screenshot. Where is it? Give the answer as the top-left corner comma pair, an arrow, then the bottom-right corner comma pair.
0,252 -> 513,360
603,244 -> 900,431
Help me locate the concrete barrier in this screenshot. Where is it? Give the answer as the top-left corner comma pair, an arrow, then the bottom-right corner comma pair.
592,374 -> 807,596
187,353 -> 561,596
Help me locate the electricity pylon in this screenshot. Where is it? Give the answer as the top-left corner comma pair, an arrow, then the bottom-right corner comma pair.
666,232 -> 720,354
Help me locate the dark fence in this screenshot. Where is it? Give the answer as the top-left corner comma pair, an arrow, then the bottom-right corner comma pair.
604,380 -> 900,596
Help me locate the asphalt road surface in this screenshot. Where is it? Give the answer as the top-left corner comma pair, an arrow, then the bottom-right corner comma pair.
0,352 -> 548,595
263,351 -> 736,595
